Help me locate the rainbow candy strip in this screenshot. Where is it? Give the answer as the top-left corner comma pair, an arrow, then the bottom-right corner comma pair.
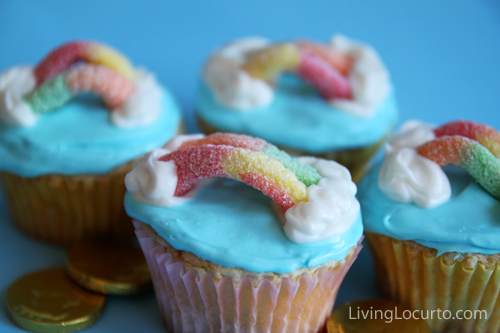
433,121 -> 500,159
417,135 -> 500,200
178,133 -> 322,186
240,41 -> 353,100
160,133 -> 323,210
34,41 -> 134,86
24,64 -> 135,114
296,40 -> 353,76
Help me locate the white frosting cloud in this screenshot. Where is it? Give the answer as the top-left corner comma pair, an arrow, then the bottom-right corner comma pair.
125,134 -> 206,207
379,148 -> 451,208
203,37 -> 274,110
378,120 -> 451,208
284,157 -> 360,243
328,34 -> 390,118
112,68 -> 163,128
386,119 -> 435,153
0,66 -> 38,127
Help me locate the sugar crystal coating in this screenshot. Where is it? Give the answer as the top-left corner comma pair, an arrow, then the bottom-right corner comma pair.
66,64 -> 135,109
418,136 -> 500,200
262,144 -> 321,186
434,120 -> 500,159
296,40 -> 353,76
236,39 -> 355,103
161,145 -> 231,195
179,133 -> 322,187
297,51 -> 352,100
24,64 -> 135,113
222,149 -> 306,210
241,43 -> 301,82
159,144 -> 308,210
179,132 -> 267,151
34,41 -> 134,86
24,75 -> 72,114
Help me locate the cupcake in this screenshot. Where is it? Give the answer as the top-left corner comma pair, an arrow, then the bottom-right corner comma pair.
125,133 -> 363,332
0,40 -> 182,245
357,120 -> 500,332
197,35 -> 398,182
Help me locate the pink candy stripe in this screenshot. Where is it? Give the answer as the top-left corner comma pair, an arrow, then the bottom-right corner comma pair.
297,51 -> 352,100
65,64 -> 135,109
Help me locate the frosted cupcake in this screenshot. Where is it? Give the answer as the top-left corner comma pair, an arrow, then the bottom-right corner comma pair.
0,40 -> 182,245
125,133 -> 363,332
358,120 -> 500,332
197,35 -> 398,182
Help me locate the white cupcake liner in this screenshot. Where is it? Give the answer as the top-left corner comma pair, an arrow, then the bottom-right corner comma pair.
134,221 -> 362,333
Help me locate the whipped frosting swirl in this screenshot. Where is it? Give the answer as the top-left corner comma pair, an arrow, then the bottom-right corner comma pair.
284,157 -> 360,243
112,69 -> 164,128
378,120 -> 452,208
385,120 -> 436,153
125,134 -> 205,207
0,66 -> 38,126
203,37 -> 274,110
328,35 -> 390,118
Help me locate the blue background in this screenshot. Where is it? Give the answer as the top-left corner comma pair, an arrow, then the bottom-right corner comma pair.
0,0 -> 499,331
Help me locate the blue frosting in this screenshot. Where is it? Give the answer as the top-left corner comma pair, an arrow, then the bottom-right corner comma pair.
197,74 -> 398,153
125,178 -> 363,274
358,164 -> 500,255
0,89 -> 181,177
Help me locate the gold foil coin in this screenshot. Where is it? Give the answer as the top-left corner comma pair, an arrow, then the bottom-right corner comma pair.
6,268 -> 105,333
327,300 -> 431,333
67,238 -> 151,295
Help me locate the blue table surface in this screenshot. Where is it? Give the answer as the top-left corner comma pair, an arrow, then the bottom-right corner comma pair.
0,0 -> 499,331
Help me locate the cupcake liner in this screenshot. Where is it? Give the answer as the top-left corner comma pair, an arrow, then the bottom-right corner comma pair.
197,115 -> 387,183
367,232 -> 500,332
0,163 -> 133,246
134,221 -> 362,333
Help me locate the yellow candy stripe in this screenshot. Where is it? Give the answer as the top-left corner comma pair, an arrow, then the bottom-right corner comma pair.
221,150 -> 307,204
241,43 -> 301,81
86,43 -> 134,80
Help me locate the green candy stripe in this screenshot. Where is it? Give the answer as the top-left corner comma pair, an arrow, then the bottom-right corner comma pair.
461,141 -> 500,200
23,75 -> 72,114
263,144 -> 322,186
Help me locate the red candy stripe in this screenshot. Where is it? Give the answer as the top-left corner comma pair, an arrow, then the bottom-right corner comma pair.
297,51 -> 352,100
178,133 -> 267,151
34,41 -> 89,86
160,145 -> 235,196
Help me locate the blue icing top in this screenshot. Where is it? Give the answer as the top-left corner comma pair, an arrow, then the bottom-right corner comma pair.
0,89 -> 181,177
358,164 -> 500,256
125,178 -> 363,274
197,74 -> 398,153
